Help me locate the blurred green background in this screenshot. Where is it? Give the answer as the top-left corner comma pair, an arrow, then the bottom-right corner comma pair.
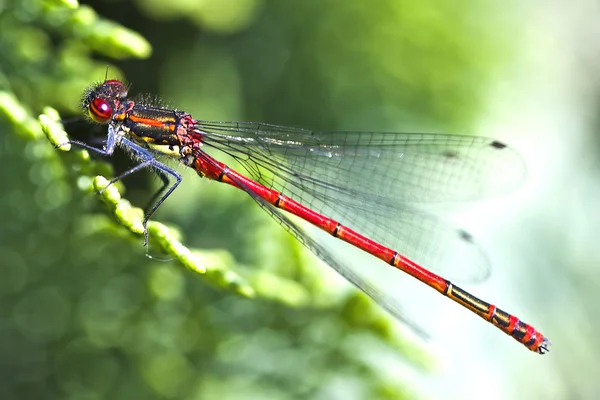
1,0 -> 599,399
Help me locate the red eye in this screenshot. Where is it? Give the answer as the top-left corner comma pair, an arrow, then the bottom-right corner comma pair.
88,97 -> 112,123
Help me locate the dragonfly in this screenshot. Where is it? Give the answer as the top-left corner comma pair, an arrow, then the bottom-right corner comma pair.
64,78 -> 550,354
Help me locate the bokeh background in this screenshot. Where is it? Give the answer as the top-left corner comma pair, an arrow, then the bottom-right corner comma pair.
1,0 -> 599,399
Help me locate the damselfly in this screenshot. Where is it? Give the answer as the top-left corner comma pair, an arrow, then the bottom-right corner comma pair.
64,79 -> 550,354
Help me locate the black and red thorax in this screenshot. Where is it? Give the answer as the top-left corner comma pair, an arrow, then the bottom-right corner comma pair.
83,80 -> 200,151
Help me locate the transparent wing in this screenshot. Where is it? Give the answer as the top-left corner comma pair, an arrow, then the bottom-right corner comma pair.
216,157 -> 430,338
196,121 -> 525,205
194,122 -> 522,281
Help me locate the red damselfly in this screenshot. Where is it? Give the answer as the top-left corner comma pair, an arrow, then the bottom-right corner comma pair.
65,79 -> 550,354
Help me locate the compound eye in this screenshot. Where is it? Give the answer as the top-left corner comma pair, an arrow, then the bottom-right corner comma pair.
88,97 -> 112,123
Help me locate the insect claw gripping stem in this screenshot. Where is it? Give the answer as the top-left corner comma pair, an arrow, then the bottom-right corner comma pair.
142,221 -> 150,246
